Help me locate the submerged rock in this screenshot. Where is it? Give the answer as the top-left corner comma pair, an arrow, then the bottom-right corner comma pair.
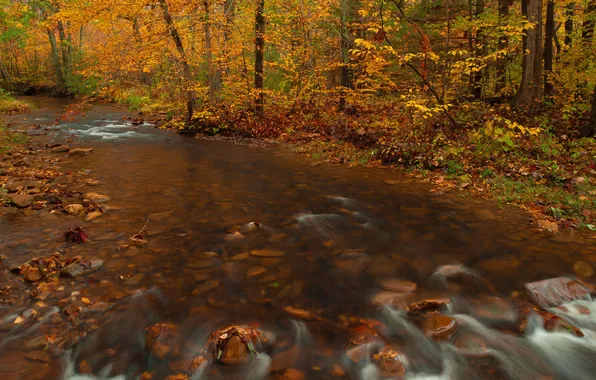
250,249 -> 285,257
573,261 -> 594,279
524,277 -> 591,307
68,148 -> 93,157
60,258 -> 103,278
145,322 -> 181,359
50,145 -> 70,153
377,278 -> 417,293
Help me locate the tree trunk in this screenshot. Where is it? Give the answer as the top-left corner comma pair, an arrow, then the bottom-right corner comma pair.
582,85 -> 596,136
515,0 -> 543,108
0,59 -> 12,81
57,21 -> 70,78
496,0 -> 511,93
338,0 -> 352,111
565,3 -> 575,46
158,0 -> 197,121
47,28 -> 66,94
544,0 -> 554,98
582,1 -> 596,40
204,0 -> 218,101
472,0 -> 485,99
79,26 -> 85,52
254,0 -> 266,117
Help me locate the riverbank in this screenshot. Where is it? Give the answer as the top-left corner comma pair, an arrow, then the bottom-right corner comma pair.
146,101 -> 596,234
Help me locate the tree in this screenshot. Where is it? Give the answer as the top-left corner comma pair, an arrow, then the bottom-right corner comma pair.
516,0 -> 544,108
544,0 -> 555,98
254,0 -> 265,117
158,0 -> 197,121
473,0 -> 485,99
496,0 -> 513,94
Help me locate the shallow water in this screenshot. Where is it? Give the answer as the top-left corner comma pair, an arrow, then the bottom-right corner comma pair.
1,97 -> 596,379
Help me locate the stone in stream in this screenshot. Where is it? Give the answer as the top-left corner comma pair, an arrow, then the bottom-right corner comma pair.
371,291 -> 412,309
145,322 -> 181,359
9,194 -> 33,208
377,278 -> 417,293
5,182 -> 23,193
471,297 -> 518,326
50,145 -> 70,153
573,261 -> 594,279
206,325 -> 273,365
68,148 -> 93,157
524,277 -> 591,307
64,204 -> 85,215
250,249 -> 285,257
123,274 -> 145,286
422,315 -> 459,341
453,334 -> 489,358
191,280 -> 219,296
60,258 -> 104,278
84,192 -> 110,203
247,266 -> 266,279
408,297 -> 451,315
187,258 -> 215,270
85,210 -> 103,221
372,347 -> 407,379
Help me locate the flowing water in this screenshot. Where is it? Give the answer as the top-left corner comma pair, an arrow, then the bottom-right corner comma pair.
1,97 -> 596,379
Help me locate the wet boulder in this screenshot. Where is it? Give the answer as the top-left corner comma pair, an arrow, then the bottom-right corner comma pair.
372,346 -> 407,379
422,315 -> 459,341
206,325 -> 273,365
60,258 -> 103,278
524,277 -> 591,308
408,297 -> 451,315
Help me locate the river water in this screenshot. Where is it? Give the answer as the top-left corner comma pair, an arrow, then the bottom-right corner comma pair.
1,97 -> 596,379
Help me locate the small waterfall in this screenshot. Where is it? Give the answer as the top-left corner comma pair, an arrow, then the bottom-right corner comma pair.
296,213 -> 347,238
244,353 -> 271,380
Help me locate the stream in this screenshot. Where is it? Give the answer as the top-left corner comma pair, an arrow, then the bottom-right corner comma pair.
2,97 -> 596,379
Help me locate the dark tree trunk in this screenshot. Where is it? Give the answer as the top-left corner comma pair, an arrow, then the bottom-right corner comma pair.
565,3 -> 575,46
158,0 -> 197,121
473,0 -> 485,99
544,0 -> 554,98
515,0 -> 543,108
338,0 -> 352,111
582,1 -> 596,40
0,59 -> 11,81
496,0 -> 512,93
254,0 -> 266,117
